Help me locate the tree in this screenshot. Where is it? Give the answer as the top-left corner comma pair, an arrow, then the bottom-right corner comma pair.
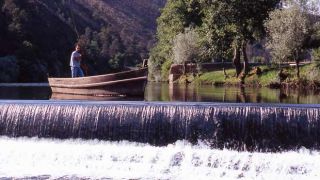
149,0 -> 202,80
199,1 -> 235,63
311,23 -> 320,64
173,28 -> 200,64
150,0 -> 280,81
109,53 -> 125,70
282,0 -> 320,14
265,5 -> 311,78
216,0 -> 280,77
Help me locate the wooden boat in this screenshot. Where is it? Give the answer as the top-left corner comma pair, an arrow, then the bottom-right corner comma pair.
48,68 -> 147,97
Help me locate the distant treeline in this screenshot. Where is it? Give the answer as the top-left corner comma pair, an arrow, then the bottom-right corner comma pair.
0,0 -> 165,82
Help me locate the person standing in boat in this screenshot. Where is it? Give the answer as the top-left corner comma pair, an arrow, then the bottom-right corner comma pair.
70,44 -> 84,78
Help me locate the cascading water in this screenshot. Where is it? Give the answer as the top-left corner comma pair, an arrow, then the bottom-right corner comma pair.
1,100 -> 320,179
0,137 -> 320,179
0,100 -> 320,151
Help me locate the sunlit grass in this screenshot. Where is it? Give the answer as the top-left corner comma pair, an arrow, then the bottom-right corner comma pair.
195,69 -> 238,85
257,69 -> 278,86
191,63 -> 320,87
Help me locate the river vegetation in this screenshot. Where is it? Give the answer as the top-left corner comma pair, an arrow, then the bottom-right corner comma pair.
149,0 -> 320,88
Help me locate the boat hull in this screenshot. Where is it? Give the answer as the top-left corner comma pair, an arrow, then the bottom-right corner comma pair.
48,68 -> 147,97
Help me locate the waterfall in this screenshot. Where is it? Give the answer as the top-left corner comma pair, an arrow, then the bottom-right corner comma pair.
1,137 -> 320,180
0,100 -> 320,151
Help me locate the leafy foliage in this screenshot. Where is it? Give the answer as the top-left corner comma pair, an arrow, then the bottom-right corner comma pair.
265,5 -> 310,63
77,27 -> 127,74
173,28 -> 201,64
150,0 -> 280,80
265,5 -> 311,78
198,1 -> 235,62
0,0 -> 165,82
149,0 -> 203,79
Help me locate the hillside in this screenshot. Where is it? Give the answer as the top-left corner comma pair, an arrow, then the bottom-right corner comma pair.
0,0 -> 165,82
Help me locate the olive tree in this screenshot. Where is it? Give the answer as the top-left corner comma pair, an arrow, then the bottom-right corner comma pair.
173,28 -> 200,64
265,5 -> 310,78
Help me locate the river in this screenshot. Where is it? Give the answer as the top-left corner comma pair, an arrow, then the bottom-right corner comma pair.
0,83 -> 319,179
0,82 -> 320,103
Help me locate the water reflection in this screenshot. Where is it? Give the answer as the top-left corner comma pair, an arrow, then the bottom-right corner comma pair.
0,86 -> 50,100
145,82 -> 320,104
50,93 -> 144,101
0,83 -> 319,103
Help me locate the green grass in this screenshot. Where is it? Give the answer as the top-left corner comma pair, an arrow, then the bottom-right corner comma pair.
188,63 -> 320,88
194,69 -> 238,85
252,68 -> 278,86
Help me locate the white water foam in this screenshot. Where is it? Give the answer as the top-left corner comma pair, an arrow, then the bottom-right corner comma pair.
0,137 -> 319,180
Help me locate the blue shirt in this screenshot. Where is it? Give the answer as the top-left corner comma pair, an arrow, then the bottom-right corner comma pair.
70,50 -> 81,67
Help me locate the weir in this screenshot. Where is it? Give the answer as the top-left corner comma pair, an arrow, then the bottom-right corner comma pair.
0,100 -> 320,151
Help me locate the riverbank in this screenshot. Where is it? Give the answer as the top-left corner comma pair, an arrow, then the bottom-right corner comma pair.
180,63 -> 320,89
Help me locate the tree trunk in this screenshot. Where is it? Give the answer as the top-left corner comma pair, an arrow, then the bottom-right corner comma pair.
242,41 -> 249,75
222,57 -> 228,79
232,46 -> 241,77
295,50 -> 300,79
295,58 -> 300,79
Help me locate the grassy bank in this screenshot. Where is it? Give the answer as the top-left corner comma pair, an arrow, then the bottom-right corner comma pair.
181,63 -> 320,89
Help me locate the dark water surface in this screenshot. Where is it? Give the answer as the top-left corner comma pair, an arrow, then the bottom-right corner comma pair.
0,84 -> 50,100
0,82 -> 319,103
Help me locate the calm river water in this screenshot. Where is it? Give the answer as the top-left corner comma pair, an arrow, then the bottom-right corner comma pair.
0,82 -> 319,104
